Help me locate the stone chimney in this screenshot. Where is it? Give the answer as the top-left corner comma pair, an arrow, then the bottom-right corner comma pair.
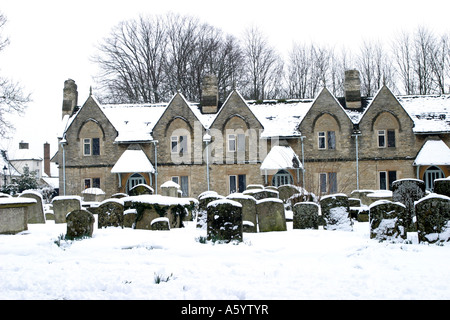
19,141 -> 29,150
344,69 -> 361,109
62,79 -> 78,118
44,142 -> 51,177
200,74 -> 219,114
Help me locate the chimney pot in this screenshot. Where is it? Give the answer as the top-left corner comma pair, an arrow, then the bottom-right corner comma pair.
344,70 -> 361,109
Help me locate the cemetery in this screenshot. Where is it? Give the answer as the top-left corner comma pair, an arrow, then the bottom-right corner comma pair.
0,177 -> 450,299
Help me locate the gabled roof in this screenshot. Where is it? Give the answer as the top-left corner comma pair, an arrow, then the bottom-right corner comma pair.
260,145 -> 302,171
111,148 -> 155,173
413,139 -> 450,166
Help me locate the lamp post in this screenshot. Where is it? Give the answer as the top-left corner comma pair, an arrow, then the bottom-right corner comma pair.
60,139 -> 67,196
203,130 -> 211,191
151,140 -> 158,194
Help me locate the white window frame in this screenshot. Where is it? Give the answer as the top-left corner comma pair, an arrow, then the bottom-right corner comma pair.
228,134 -> 236,152
171,136 -> 178,153
83,138 -> 91,156
318,132 -> 326,149
378,130 -> 386,148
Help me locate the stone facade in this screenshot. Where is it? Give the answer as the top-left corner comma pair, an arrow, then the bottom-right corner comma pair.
56,71 -> 450,200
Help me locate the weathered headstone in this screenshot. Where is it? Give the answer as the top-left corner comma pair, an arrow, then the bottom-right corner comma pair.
81,187 -> 106,202
0,197 -> 36,234
415,194 -> 450,243
369,200 -> 407,242
98,199 -> 124,228
320,194 -> 352,231
227,193 -> 257,232
207,199 -> 243,242
434,178 -> 450,197
256,198 -> 287,232
243,188 -> 279,201
19,190 -> 45,224
392,179 -> 425,231
197,192 -> 224,229
128,184 -> 154,196
350,190 -> 375,206
151,217 -> 170,231
52,196 -> 82,224
278,184 -> 301,203
161,180 -> 180,197
66,209 -> 95,239
123,208 -> 137,228
293,202 -> 319,229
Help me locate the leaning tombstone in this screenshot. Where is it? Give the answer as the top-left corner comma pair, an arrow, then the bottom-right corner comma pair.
320,194 -> 352,231
52,196 -> 82,224
293,202 -> 319,229
227,193 -> 257,232
98,199 -> 124,228
369,200 -> 407,242
415,194 -> 450,244
256,198 -> 287,232
206,199 -> 243,242
19,190 -> 45,224
66,209 -> 95,239
434,177 -> 450,197
392,179 -> 425,232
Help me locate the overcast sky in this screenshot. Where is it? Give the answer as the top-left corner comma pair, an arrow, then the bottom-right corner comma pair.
0,0 -> 449,159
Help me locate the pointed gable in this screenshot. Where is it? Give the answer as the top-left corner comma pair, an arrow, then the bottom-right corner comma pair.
210,90 -> 263,132
359,85 -> 414,131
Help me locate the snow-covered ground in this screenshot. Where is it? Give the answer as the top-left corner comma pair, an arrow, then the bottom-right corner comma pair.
1,218 -> 449,300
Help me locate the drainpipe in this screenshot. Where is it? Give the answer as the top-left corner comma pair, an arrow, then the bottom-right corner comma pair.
203,130 -> 211,191
152,140 -> 159,194
300,135 -> 306,188
352,132 -> 361,190
60,139 -> 67,196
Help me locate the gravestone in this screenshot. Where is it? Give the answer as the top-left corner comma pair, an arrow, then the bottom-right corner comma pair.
66,209 -> 95,239
128,184 -> 153,196
256,198 -> 287,232
350,190 -> 375,206
19,190 -> 45,224
0,197 -> 36,234
278,184 -> 301,203
151,217 -> 170,231
197,192 -> 224,229
227,193 -> 257,232
293,202 -> 319,229
161,180 -> 180,197
320,194 -> 352,231
98,199 -> 124,228
206,199 -> 243,242
369,200 -> 407,242
415,194 -> 450,243
123,208 -> 137,228
392,179 -> 425,232
52,196 -> 82,223
243,189 -> 279,201
434,178 -> 450,197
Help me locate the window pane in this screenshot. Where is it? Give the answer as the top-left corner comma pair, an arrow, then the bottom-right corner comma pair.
387,130 -> 396,148
237,134 -> 245,152
378,130 -> 385,148
92,138 -> 100,155
229,175 -> 237,193
320,173 -> 327,193
228,135 -> 236,152
171,176 -> 179,184
84,179 -> 91,189
327,131 -> 336,149
181,176 -> 189,197
318,132 -> 326,149
238,174 -> 246,193
328,172 -> 337,193
379,172 -> 387,190
171,136 -> 178,153
180,135 -> 187,154
84,139 -> 91,155
93,178 -> 100,189
388,171 -> 397,190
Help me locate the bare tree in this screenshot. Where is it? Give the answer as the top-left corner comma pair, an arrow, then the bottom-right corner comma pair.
0,13 -> 31,137
242,26 -> 284,100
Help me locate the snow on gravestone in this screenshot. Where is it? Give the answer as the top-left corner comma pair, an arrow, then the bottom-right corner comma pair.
369,200 -> 407,242
434,177 -> 450,197
319,194 -> 352,231
52,196 -> 82,224
97,198 -> 124,229
256,198 -> 287,232
66,209 -> 95,239
226,193 -> 257,233
19,190 -> 45,224
206,199 -> 243,242
392,179 -> 425,232
415,194 -> 450,244
196,191 -> 224,229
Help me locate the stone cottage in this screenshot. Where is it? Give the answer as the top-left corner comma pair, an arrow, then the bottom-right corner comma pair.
56,71 -> 450,198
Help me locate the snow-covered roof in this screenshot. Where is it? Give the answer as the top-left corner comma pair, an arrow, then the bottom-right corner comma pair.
413,139 -> 450,166
248,99 -> 314,138
260,145 -> 302,171
111,149 -> 155,173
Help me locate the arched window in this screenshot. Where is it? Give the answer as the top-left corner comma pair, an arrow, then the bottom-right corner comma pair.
423,166 -> 444,191
126,173 -> 146,193
272,170 -> 293,187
